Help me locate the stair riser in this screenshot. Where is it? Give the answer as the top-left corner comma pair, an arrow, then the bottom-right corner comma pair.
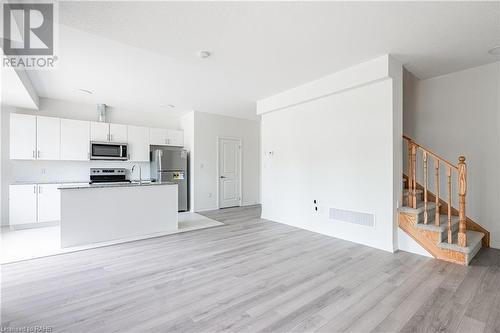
415,206 -> 437,224
403,193 -> 424,205
466,240 -> 483,265
439,221 -> 459,243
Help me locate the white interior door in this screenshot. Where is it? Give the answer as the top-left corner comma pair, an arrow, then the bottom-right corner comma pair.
218,138 -> 241,208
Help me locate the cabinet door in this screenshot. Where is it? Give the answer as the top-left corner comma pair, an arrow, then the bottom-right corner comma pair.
127,125 -> 150,161
36,116 -> 61,160
9,185 -> 37,225
37,184 -> 61,222
166,129 -> 184,147
149,128 -> 168,145
60,119 -> 90,160
109,123 -> 127,142
10,113 -> 36,160
90,122 -> 110,141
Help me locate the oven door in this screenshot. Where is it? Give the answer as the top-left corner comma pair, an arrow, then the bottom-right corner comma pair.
90,142 -> 128,160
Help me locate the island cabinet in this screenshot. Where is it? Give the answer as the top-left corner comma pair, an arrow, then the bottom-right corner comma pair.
9,183 -> 61,225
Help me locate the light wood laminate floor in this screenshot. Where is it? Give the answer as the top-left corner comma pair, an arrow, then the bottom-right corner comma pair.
1,205 -> 499,332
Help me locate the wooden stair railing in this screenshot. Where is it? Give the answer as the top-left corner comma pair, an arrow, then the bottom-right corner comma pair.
403,135 -> 467,247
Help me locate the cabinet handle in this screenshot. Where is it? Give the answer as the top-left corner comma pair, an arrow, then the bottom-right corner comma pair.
32,150 -> 35,158
37,150 -> 40,158
110,134 -> 113,141
34,185 -> 36,194
38,186 -> 42,194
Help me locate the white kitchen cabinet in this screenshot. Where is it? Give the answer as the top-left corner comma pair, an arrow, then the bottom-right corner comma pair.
36,116 -> 61,160
60,119 -> 90,160
90,122 -> 110,142
9,184 -> 38,225
109,123 -> 127,142
10,113 -> 36,160
149,128 -> 168,145
166,129 -> 184,147
9,183 -> 62,225
37,184 -> 61,222
127,125 -> 150,161
150,128 -> 184,146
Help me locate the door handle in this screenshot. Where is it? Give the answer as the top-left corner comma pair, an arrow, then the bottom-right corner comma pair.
220,176 -> 226,179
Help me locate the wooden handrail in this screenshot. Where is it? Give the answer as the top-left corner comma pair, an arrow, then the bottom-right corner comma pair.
403,135 -> 458,170
403,135 -> 467,247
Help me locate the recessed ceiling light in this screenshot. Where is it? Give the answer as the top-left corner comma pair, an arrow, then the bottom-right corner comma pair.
198,50 -> 211,59
488,45 -> 500,55
160,104 -> 175,108
78,88 -> 94,95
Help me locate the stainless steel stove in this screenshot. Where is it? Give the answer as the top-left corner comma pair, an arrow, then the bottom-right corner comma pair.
89,168 -> 130,184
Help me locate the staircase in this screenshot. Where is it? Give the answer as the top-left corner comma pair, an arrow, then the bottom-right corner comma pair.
398,136 -> 490,265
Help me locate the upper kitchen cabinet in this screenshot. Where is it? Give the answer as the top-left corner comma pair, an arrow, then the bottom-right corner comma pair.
36,116 -> 61,160
166,129 -> 184,147
90,122 -> 110,142
127,125 -> 150,162
150,128 -> 184,146
10,113 -> 36,159
109,123 -> 127,142
61,119 -> 90,160
90,122 -> 128,142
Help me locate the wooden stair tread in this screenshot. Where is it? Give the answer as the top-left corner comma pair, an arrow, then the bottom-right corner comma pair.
437,230 -> 484,254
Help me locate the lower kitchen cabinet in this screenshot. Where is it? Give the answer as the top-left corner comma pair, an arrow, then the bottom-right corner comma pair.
9,184 -> 61,225
9,185 -> 38,225
37,184 -> 61,222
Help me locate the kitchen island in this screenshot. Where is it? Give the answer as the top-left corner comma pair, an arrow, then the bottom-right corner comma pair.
59,182 -> 178,247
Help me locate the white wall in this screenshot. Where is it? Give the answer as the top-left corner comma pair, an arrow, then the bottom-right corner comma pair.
191,112 -> 260,211
259,55 -> 402,253
404,62 -> 500,249
1,98 -> 183,225
180,111 -> 195,211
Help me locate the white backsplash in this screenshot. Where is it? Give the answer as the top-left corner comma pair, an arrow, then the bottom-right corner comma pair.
8,160 -> 151,183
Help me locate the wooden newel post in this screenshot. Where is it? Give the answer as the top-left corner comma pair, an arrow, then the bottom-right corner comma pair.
458,156 -> 467,247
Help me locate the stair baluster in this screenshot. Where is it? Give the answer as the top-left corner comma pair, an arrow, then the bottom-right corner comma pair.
458,156 -> 467,247
435,159 -> 440,226
447,166 -> 452,244
407,140 -> 413,207
411,143 -> 417,209
423,151 -> 428,224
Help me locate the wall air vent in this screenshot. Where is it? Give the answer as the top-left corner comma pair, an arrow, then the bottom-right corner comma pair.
329,208 -> 375,227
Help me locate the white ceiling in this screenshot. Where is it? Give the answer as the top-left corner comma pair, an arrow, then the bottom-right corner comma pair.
24,1 -> 500,120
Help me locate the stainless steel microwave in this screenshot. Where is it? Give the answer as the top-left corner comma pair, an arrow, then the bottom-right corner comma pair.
90,141 -> 128,160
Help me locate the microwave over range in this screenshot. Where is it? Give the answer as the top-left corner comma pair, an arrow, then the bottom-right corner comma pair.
90,141 -> 129,160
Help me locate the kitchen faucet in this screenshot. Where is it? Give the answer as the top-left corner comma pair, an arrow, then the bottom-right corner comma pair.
131,164 -> 142,185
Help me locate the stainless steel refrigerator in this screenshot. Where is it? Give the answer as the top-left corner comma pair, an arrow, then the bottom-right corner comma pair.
150,146 -> 188,212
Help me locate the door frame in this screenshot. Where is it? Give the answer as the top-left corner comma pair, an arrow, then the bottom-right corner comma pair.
216,136 -> 242,209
